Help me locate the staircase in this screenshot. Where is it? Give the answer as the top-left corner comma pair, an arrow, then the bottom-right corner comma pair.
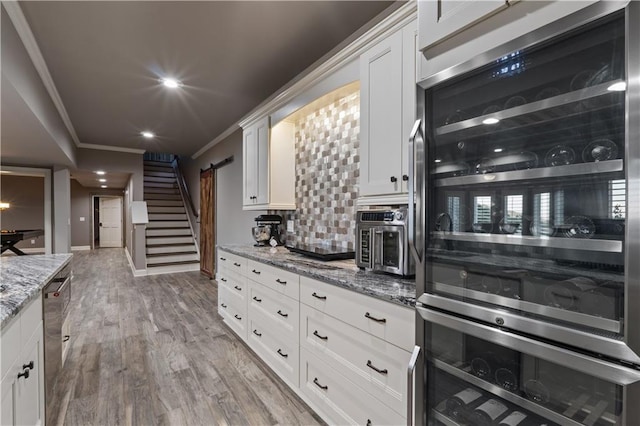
144,159 -> 200,274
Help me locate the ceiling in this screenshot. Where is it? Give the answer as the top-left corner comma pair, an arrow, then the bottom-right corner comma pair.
70,170 -> 130,190
18,1 -> 398,158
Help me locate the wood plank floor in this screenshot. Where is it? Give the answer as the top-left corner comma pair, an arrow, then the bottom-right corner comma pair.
49,248 -> 324,426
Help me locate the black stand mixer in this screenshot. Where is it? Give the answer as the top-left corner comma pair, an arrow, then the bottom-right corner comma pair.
252,215 -> 283,247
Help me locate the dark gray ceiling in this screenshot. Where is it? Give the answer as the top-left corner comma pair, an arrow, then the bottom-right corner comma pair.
19,1 -> 397,157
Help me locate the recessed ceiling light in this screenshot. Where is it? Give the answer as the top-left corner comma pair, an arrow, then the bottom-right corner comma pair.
141,131 -> 155,139
483,117 -> 500,125
95,170 -> 106,175
434,159 -> 442,163
494,148 -> 504,153
99,178 -> 106,183
607,82 -> 626,91
101,185 -> 108,188
161,78 -> 182,89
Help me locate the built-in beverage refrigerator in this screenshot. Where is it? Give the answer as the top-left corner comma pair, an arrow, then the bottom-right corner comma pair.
409,1 -> 640,424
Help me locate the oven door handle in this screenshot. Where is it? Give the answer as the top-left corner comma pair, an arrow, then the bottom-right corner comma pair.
45,276 -> 70,298
407,345 -> 421,426
416,305 -> 640,385
408,119 -> 423,264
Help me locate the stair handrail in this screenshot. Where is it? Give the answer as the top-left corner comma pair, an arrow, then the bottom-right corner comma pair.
171,156 -> 199,219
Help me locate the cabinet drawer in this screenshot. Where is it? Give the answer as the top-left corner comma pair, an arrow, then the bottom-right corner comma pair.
218,270 -> 247,305
300,276 -> 414,350
20,295 -> 42,349
248,312 -> 299,387
219,261 -> 245,283
300,347 -> 404,426
1,315 -> 20,380
247,260 -> 300,301
218,287 -> 247,341
248,281 -> 299,342
300,304 -> 409,415
217,250 -> 247,275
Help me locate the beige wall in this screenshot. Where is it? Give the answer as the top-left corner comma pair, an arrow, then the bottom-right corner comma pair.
70,179 -> 124,247
0,175 -> 45,249
182,129 -> 263,251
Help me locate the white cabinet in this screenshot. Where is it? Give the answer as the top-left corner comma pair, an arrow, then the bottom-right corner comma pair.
418,0 -> 508,52
0,295 -> 45,426
417,0 -> 596,82
359,19 -> 417,205
242,117 -> 295,210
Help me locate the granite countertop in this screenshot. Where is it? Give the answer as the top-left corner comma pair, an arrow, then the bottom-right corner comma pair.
0,254 -> 73,329
218,245 -> 416,307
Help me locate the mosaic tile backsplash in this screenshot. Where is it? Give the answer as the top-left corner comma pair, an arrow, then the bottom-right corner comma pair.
272,89 -> 360,250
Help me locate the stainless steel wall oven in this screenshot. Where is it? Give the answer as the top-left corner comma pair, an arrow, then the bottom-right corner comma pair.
411,1 -> 640,424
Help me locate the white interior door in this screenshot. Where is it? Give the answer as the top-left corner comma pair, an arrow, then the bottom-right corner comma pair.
99,197 -> 122,248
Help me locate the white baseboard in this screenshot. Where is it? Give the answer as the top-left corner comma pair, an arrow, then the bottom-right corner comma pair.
71,245 -> 90,251
125,247 -> 147,277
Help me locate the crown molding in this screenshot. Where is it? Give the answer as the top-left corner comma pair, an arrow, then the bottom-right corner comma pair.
78,143 -> 146,155
3,1 -> 82,147
193,0 -> 417,159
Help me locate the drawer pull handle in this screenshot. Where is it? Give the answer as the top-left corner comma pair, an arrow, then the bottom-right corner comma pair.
313,330 -> 328,340
253,329 -> 262,337
234,314 -> 242,320
252,296 -> 262,303
220,278 -> 227,282
277,349 -> 288,358
220,257 -> 226,261
313,378 -> 328,390
234,262 -> 241,267
275,278 -> 287,285
367,420 -> 372,426
366,360 -> 388,375
312,292 -> 327,300
252,269 -> 261,275
17,370 -> 30,380
221,303 -> 228,308
234,285 -> 242,291
22,361 -> 34,370
277,310 -> 288,318
364,312 -> 386,323
63,335 -> 70,342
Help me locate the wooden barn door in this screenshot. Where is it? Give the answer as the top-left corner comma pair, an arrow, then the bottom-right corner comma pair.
200,168 -> 215,278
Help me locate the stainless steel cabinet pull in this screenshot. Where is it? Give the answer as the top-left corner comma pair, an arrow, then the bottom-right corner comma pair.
63,335 -> 70,342
220,278 -> 227,282
364,312 -> 386,323
252,296 -> 262,302
234,285 -> 242,291
312,292 -> 327,300
277,349 -> 288,358
275,278 -> 287,285
252,269 -> 261,275
407,345 -> 421,426
313,330 -> 328,340
253,329 -> 262,337
277,310 -> 288,318
366,360 -> 388,375
220,257 -> 226,261
233,262 -> 241,267
234,314 -> 242,320
221,303 -> 227,308
313,377 -> 328,390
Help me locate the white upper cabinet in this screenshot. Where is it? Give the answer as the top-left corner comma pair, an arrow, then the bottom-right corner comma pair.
359,19 -> 417,205
242,117 -> 295,211
419,0 -> 508,52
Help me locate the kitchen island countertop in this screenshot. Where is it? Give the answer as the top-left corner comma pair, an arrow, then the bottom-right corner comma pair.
0,254 -> 73,329
218,245 -> 416,307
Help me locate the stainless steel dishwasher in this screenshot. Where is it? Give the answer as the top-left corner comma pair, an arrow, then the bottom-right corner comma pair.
42,263 -> 71,421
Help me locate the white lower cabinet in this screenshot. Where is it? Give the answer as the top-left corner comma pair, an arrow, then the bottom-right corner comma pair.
218,251 -> 414,426
300,347 -> 405,426
0,295 -> 45,426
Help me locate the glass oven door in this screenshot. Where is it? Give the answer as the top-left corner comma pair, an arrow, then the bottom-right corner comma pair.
418,1 -> 640,363
419,306 -> 640,426
374,226 -> 405,275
